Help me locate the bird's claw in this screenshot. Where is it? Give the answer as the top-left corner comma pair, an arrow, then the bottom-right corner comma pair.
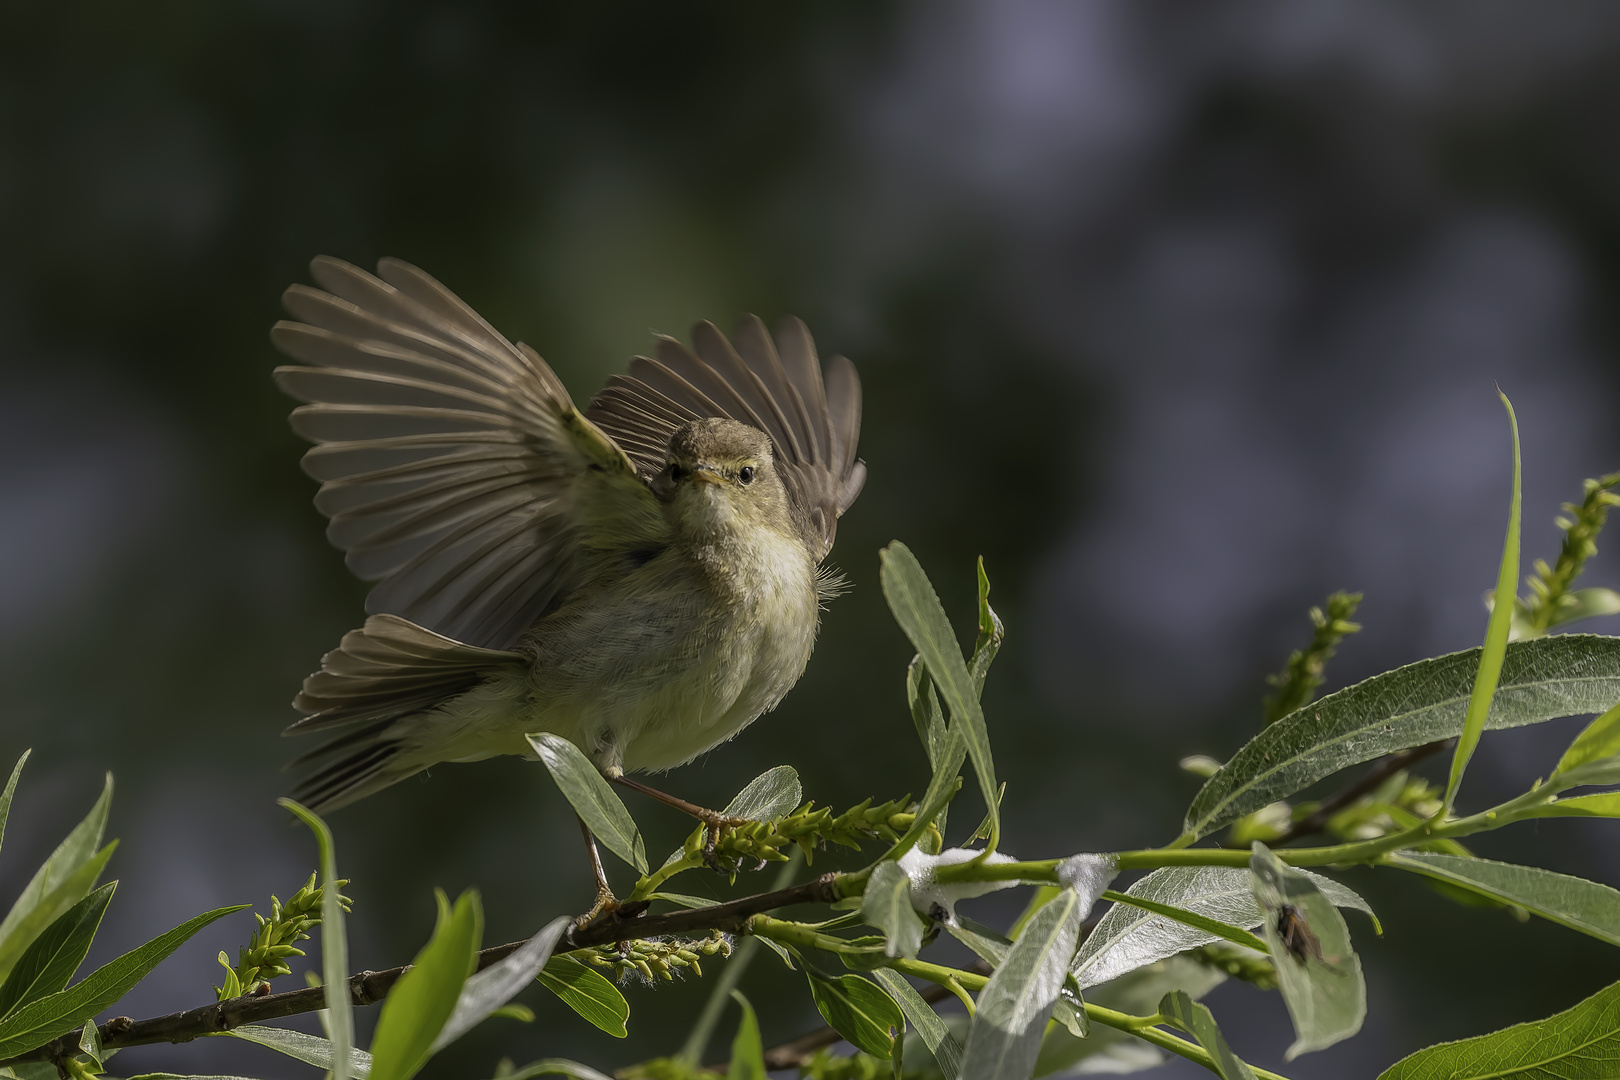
700,813 -> 751,871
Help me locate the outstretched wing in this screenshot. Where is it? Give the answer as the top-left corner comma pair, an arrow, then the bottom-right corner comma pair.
586,316 -> 866,561
273,256 -> 664,650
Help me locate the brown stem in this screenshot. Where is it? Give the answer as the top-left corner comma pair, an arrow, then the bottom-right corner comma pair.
0,874 -> 843,1068
1269,740 -> 1448,847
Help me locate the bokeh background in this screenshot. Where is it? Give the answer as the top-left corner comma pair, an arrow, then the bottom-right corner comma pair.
5,2 -> 1620,1076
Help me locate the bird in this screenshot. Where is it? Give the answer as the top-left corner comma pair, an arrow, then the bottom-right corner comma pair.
270,256 -> 864,904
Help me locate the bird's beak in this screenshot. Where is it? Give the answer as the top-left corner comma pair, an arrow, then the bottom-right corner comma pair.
689,465 -> 724,485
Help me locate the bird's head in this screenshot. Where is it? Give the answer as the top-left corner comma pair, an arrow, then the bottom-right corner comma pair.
654,417 -> 794,540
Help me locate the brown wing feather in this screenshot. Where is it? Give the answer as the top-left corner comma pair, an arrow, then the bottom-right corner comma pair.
585,317 -> 864,560
273,256 -> 663,650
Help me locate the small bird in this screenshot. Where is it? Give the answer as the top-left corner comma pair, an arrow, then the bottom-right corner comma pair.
271,257 -> 864,887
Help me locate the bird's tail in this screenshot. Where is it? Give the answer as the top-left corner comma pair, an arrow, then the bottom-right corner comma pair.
285,613 -> 527,812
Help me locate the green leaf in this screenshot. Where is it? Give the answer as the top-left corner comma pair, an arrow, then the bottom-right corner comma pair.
528,733 -> 647,874
0,902 -> 246,1058
881,542 -> 1001,851
907,658 -> 950,775
0,752 -> 28,862
872,969 -> 962,1080
1522,792 -> 1620,818
1159,991 -> 1257,1080
725,991 -> 765,1080
536,954 -> 628,1038
721,766 -> 801,823
0,883 -> 115,1019
1036,956 -> 1225,1078
0,775 -> 113,982
435,916 -> 569,1052
1386,852 -> 1620,946
1549,587 -> 1620,629
948,917 -> 1011,968
863,861 -> 923,960
279,799 -> 353,1080
226,1024 -> 375,1077
1446,390 -> 1521,810
1558,700 -> 1620,774
1183,634 -> 1620,840
1099,891 -> 1269,955
807,971 -> 903,1059
961,886 -> 1084,1080
123,1074 -> 270,1079
1378,977 -> 1620,1078
1250,844 -> 1365,1059
485,1061 -> 614,1080
1072,865 -> 1373,989
370,889 -> 482,1080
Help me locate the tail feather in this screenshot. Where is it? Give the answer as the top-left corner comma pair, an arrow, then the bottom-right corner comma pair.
285,613 -> 526,810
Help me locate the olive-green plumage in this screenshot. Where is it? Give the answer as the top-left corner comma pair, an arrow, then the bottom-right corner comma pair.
272,257 -> 864,810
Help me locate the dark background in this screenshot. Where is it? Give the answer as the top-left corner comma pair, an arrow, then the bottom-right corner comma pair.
5,2 -> 1620,1077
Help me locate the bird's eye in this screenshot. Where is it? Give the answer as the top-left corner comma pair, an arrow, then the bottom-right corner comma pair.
669,464 -> 686,481
738,466 -> 755,485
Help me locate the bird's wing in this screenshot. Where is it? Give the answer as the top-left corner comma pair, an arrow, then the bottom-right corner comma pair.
273,256 -> 665,650
585,316 -> 866,561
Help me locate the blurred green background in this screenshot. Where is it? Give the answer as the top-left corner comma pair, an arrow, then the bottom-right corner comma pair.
5,2 -> 1620,1076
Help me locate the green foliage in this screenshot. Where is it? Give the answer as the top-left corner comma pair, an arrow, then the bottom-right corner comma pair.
1158,991 -> 1257,1080
1263,591 -> 1363,726
960,886 -> 1085,1080
280,799 -> 354,1080
1183,633 -> 1620,839
536,956 -> 630,1038
1515,470 -> 1620,639
530,733 -> 648,874
370,889 -> 483,1080
574,930 -> 732,983
724,992 -> 765,1080
1377,977 -> 1620,1078
225,1024 -> 375,1076
806,971 -> 903,1059
214,873 -> 351,1000
1385,853 -> 1620,946
1249,844 -> 1365,1058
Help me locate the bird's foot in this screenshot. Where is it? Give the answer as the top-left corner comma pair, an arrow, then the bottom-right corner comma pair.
698,810 -> 752,871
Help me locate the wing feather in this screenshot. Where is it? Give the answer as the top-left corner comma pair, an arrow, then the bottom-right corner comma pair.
586,317 -> 865,560
274,256 -> 661,649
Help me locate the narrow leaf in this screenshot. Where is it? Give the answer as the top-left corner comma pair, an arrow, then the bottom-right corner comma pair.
726,991 -> 765,1080
1250,844 -> 1365,1059
1100,891 -> 1269,955
0,883 -> 115,1019
948,917 -> 1010,968
807,972 -> 903,1059
1183,634 -> 1620,839
0,752 -> 28,862
881,542 -> 1001,851
1558,700 -> 1620,774
536,954 -> 628,1038
1386,852 -> 1620,946
434,915 -> 567,1052
279,799 -> 352,1080
863,861 -> 924,960
1377,977 -> 1620,1079
1072,865 -> 1373,990
487,1060 -> 615,1080
0,775 -> 113,982
1446,390 -> 1521,810
0,903 -> 246,1058
721,766 -> 801,823
226,1024 -> 375,1077
529,733 -> 647,874
370,889 -> 482,1080
961,886 -> 1084,1080
907,658 -> 950,774
1522,792 -> 1620,818
1159,991 -> 1258,1080
0,848 -> 118,1006
872,968 -> 962,1080
1036,956 -> 1225,1078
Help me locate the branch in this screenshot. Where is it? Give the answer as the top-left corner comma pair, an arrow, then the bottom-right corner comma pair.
1269,740 -> 1447,847
1,874 -> 844,1068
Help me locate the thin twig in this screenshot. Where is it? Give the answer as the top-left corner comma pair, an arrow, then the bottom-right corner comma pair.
1270,741 -> 1448,847
1,874 -> 844,1068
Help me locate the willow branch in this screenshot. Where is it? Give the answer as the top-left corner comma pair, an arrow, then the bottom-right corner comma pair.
1,873 -> 843,1068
